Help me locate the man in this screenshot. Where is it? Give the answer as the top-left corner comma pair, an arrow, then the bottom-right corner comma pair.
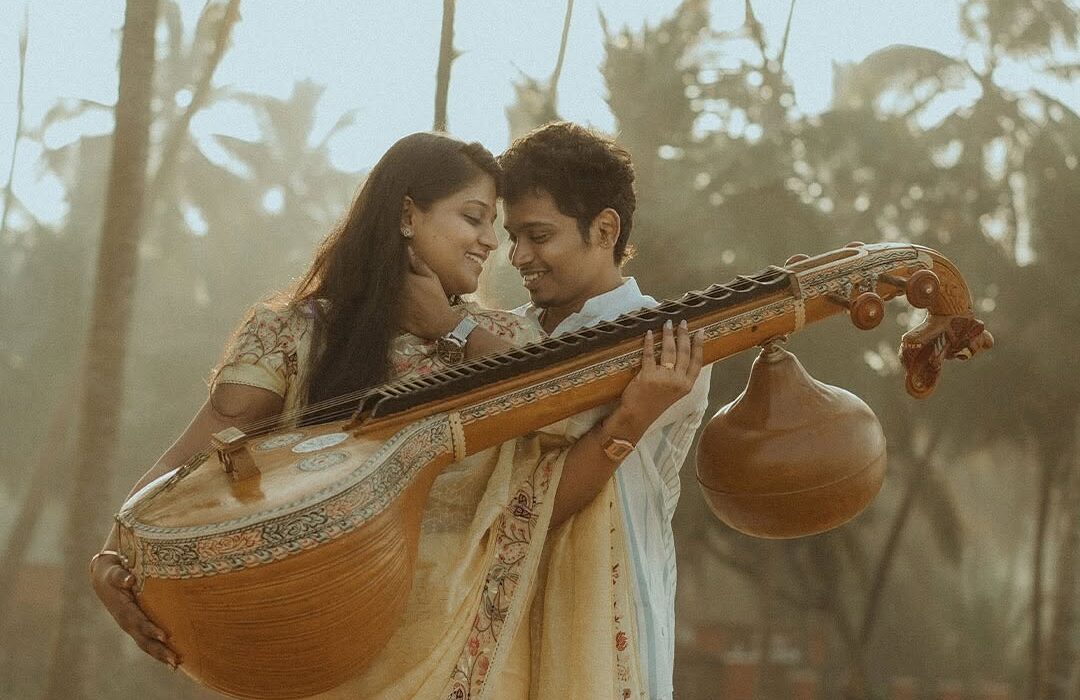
499,121 -> 712,700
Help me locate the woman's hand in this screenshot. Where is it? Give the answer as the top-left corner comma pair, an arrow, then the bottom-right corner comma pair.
399,247 -> 460,339
611,319 -> 705,435
90,552 -> 180,668
89,387 -> 282,668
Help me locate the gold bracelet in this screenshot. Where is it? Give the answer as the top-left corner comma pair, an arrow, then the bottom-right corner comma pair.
88,549 -> 129,576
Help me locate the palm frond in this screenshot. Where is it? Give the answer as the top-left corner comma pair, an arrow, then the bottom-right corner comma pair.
212,134 -> 274,176
36,99 -> 112,135
837,44 -> 968,106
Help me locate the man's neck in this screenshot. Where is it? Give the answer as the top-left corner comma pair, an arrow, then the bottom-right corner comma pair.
539,307 -> 570,335
538,275 -> 625,334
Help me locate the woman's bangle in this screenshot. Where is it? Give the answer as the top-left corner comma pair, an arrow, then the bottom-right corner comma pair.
88,549 -> 129,576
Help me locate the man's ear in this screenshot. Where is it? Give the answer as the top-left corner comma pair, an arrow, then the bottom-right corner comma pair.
592,208 -> 621,248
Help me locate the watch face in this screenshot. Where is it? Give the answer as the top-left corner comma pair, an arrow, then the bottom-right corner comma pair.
603,438 -> 635,461
436,337 -> 466,364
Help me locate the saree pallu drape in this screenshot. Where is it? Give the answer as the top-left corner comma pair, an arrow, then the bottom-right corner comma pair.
313,429 -> 645,700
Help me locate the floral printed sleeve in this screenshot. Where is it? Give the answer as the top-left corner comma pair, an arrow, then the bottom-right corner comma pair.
212,303 -> 311,398
389,302 -> 544,381
467,303 -> 544,346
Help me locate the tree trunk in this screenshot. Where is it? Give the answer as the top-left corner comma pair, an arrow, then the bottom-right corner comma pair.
859,428 -> 942,648
808,538 -> 868,698
1043,420 -> 1079,700
0,6 -> 28,239
433,0 -> 456,132
547,0 -> 574,105
754,544 -> 779,699
777,0 -> 797,71
43,1 -> 160,697
1030,440 -> 1062,700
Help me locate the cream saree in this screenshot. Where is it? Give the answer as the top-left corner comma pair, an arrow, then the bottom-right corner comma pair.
214,302 -> 645,699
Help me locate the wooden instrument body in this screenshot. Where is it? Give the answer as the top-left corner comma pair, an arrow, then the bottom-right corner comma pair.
697,345 -> 888,538
116,243 -> 991,699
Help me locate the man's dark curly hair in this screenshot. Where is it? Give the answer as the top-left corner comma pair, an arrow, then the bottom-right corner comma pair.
499,121 -> 636,265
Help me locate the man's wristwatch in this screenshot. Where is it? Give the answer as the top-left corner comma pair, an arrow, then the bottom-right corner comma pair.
435,314 -> 479,364
601,435 -> 636,461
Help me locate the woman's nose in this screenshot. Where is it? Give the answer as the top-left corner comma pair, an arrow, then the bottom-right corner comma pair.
479,224 -> 498,251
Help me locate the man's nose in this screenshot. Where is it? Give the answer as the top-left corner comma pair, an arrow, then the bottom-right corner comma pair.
509,239 -> 531,268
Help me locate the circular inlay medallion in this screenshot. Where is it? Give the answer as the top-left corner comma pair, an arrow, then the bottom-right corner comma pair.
254,432 -> 305,451
295,451 -> 349,472
292,432 -> 350,453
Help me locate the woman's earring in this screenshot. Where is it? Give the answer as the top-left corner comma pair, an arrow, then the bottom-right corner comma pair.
400,225 -> 414,239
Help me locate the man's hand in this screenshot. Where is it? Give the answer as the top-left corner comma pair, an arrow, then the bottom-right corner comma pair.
609,319 -> 705,439
399,247 -> 460,340
90,554 -> 180,668
549,320 -> 705,527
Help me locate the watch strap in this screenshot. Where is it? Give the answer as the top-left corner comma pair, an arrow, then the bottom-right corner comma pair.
445,314 -> 479,346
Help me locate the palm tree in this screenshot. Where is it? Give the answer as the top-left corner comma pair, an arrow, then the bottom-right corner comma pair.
433,0 -> 457,132
44,0 -> 161,697
0,5 -> 246,692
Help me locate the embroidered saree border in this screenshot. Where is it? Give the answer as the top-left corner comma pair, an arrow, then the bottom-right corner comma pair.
442,451 -> 560,699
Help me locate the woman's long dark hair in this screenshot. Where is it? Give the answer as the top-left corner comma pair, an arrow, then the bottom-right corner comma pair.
292,132 -> 500,409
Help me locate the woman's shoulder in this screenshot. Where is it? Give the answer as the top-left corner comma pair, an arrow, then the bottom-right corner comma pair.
227,300 -> 316,362
247,298 -> 320,323
241,299 -> 323,335
213,299 -> 316,398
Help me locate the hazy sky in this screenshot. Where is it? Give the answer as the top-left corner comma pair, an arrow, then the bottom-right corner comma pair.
0,0 -> 1063,228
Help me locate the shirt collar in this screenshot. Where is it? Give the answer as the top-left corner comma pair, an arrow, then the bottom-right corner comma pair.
517,277 -> 653,337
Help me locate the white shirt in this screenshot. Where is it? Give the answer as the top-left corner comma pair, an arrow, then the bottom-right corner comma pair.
515,278 -> 711,700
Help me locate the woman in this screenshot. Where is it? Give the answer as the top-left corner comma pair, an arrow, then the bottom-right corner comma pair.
90,132 -> 702,698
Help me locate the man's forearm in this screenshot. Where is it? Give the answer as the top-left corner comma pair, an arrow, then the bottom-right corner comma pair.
548,403 -> 652,528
